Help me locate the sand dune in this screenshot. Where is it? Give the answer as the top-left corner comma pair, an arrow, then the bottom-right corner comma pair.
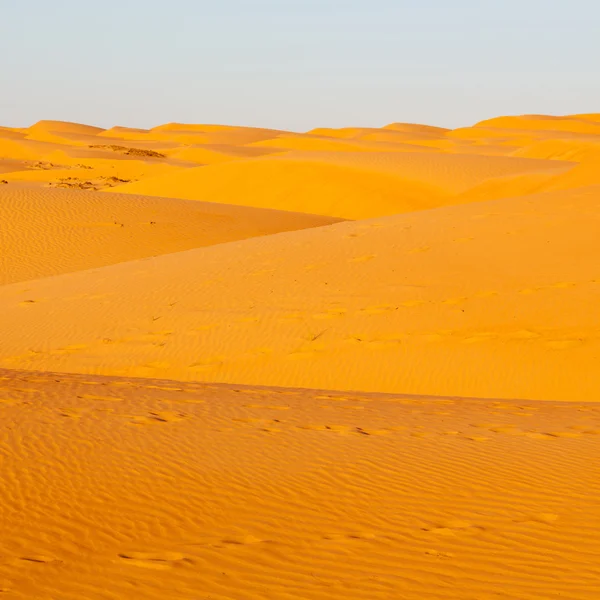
107,153 -> 449,218
513,139 -> 600,161
0,186 -> 339,284
248,134 -> 438,153
383,121 -> 451,134
26,119 -> 106,136
475,114 -> 600,135
110,151 -> 569,218
1,185 -> 598,401
143,123 -> 289,145
166,143 -> 282,165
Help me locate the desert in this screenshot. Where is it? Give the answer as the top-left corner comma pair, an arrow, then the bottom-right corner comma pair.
1,113 -> 600,599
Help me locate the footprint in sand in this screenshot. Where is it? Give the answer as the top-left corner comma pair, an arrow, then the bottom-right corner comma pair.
425,549 -> 455,558
357,428 -> 391,436
149,411 -> 186,423
59,408 -> 84,419
221,535 -> 263,545
78,394 -> 123,402
20,555 -> 58,564
514,513 -> 559,525
545,431 -> 583,438
118,551 -> 187,569
349,254 -> 376,263
244,404 -> 290,410
423,519 -> 484,536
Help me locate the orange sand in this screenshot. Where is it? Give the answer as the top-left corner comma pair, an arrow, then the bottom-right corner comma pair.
1,114 -> 599,599
0,186 -> 339,285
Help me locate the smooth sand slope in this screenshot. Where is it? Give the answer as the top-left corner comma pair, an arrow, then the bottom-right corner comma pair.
1,369 -> 600,600
110,151 -> 570,219
0,186 -> 340,285
1,186 -> 599,401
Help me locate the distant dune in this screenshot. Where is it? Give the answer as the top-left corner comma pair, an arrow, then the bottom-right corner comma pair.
110,150 -> 570,218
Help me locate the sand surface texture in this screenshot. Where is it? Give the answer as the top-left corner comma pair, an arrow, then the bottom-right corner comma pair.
1,114 -> 600,599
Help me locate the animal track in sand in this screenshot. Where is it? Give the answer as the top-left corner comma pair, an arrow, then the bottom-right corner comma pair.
514,513 -> 560,525
425,549 -> 455,559
18,299 -> 40,306
77,394 -> 123,402
349,254 -> 376,263
149,411 -> 186,423
188,358 -> 224,370
442,297 -> 468,306
221,535 -> 264,546
357,428 -> 392,436
423,519 -> 484,536
400,299 -> 427,307
313,309 -> 346,319
357,304 -> 398,315
20,555 -> 58,564
296,424 -> 354,435
118,551 -> 187,570
59,408 -> 84,419
462,333 -> 498,344
288,347 -> 324,360
322,531 -> 377,541
244,404 -> 291,410
144,385 -> 185,391
124,410 -> 186,425
53,344 -> 89,355
546,431 -> 583,438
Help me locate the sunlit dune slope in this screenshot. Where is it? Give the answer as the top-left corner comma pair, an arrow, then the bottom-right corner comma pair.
144,123 -> 289,145
1,369 -> 599,599
26,119 -> 106,136
248,134 -> 437,153
165,144 -> 282,165
513,139 -> 600,161
0,137 -> 64,161
383,122 -> 451,134
1,186 -> 599,401
459,157 -> 600,203
108,154 -> 449,218
109,151 -> 569,218
98,126 -> 152,138
475,114 -> 600,135
0,187 -> 340,285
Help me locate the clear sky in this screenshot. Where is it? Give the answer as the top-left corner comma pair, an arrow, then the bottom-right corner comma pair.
1,0 -> 598,131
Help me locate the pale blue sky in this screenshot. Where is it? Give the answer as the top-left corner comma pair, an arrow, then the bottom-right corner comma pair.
1,0 -> 598,131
